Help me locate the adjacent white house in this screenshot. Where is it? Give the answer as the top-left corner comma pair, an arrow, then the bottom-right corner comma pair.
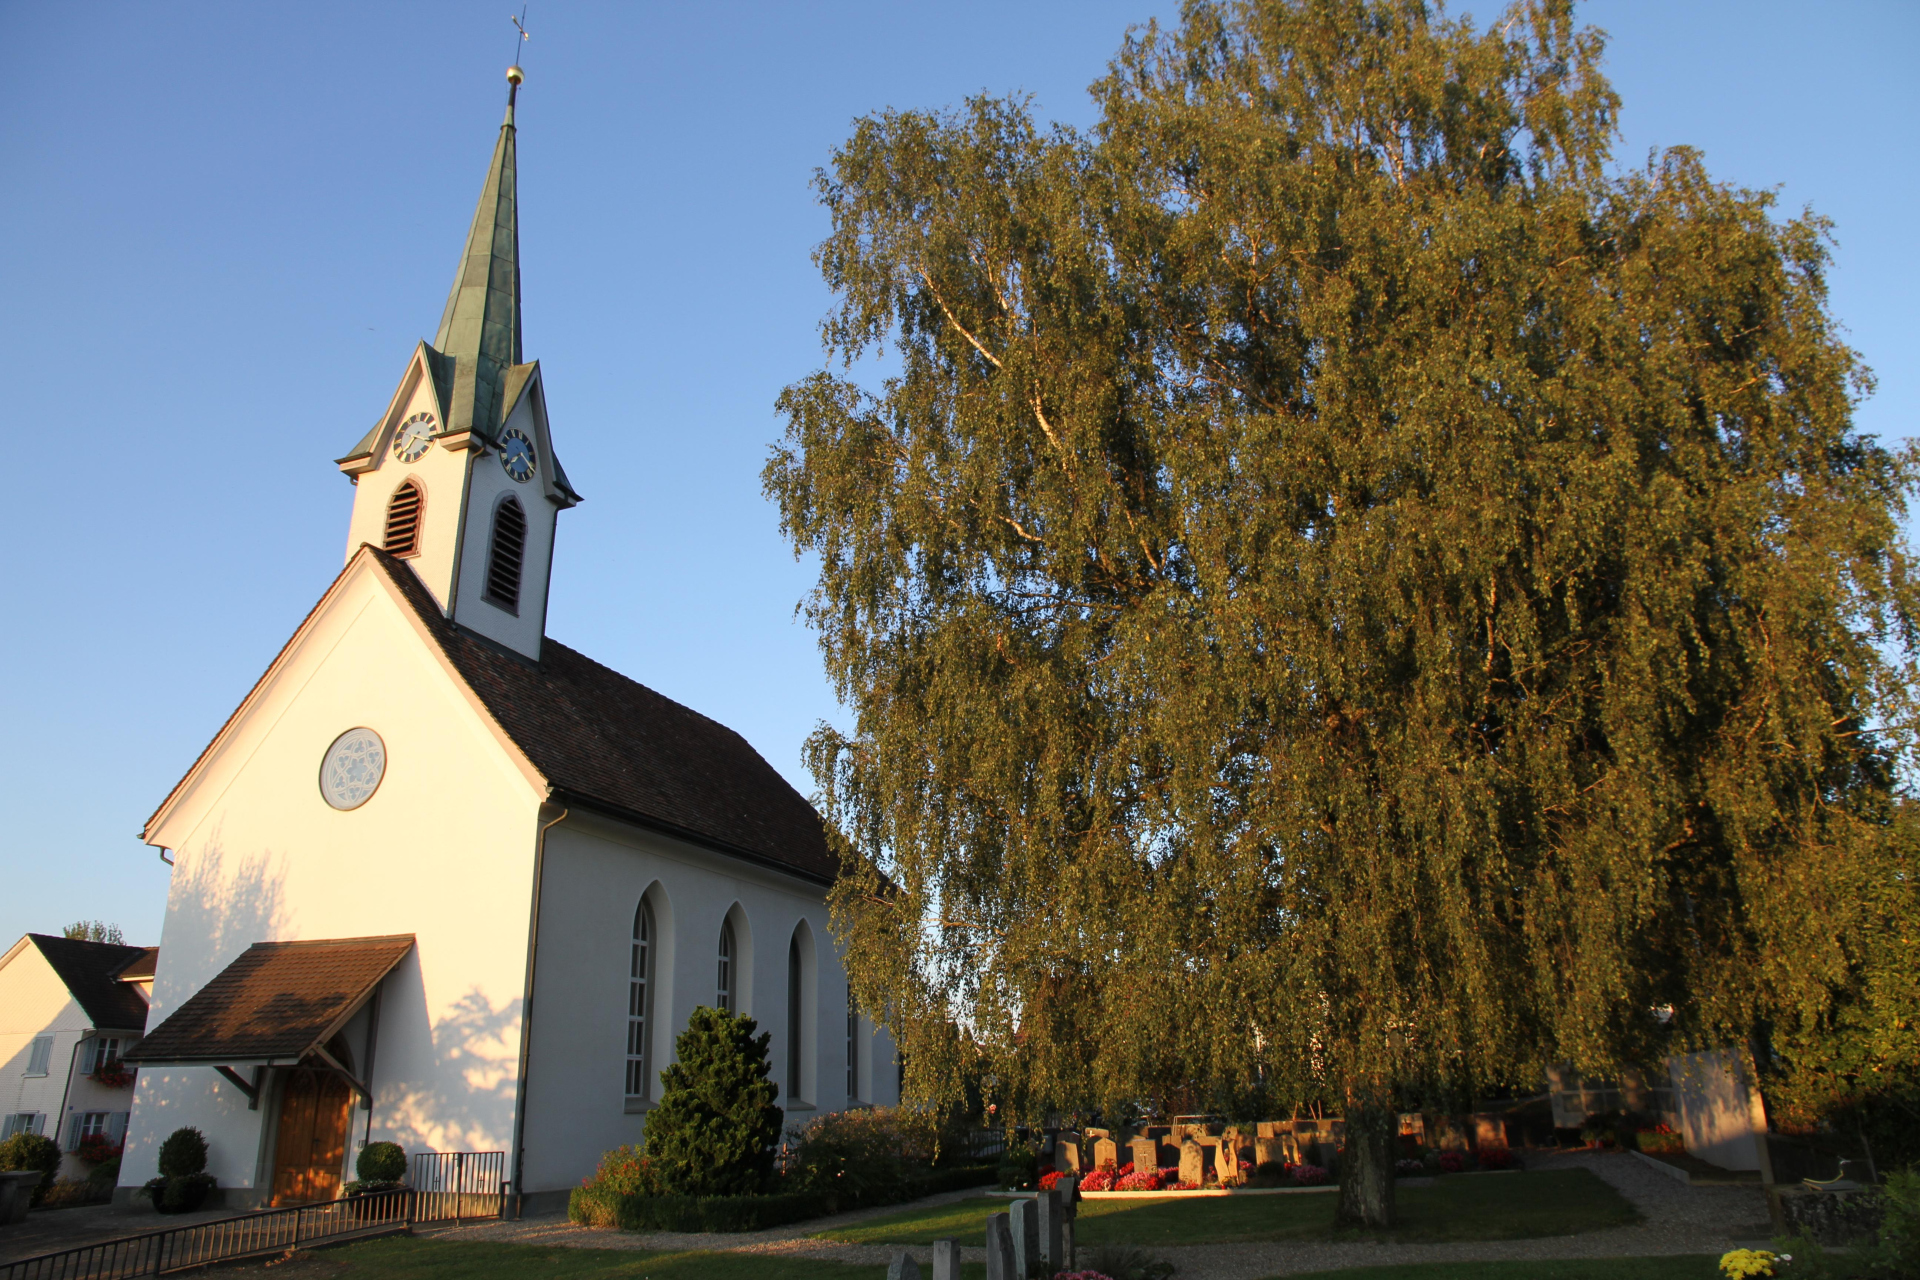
0,934 -> 156,1180
119,68 -> 895,1214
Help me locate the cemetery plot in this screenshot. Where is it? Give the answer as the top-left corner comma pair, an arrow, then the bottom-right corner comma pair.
817,1170 -> 1637,1248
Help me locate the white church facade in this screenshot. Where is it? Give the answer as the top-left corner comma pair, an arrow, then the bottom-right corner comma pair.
119,68 -> 895,1214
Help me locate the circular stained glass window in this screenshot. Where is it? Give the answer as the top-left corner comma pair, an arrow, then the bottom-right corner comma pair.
319,727 -> 386,811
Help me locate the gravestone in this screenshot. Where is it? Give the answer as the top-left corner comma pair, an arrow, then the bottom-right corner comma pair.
1054,1132 -> 1082,1173
1179,1137 -> 1207,1186
1009,1197 -> 1041,1279
931,1238 -> 962,1280
1130,1136 -> 1160,1171
1092,1137 -> 1119,1169
1037,1189 -> 1067,1270
1255,1135 -> 1296,1167
984,1213 -> 1016,1280
1214,1141 -> 1240,1185
887,1252 -> 922,1280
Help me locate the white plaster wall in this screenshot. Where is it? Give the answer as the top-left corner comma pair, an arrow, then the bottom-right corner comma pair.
517,815 -> 896,1193
0,943 -> 88,1150
0,942 -> 146,1180
129,563 -> 544,1195
450,391 -> 556,660
1668,1049 -> 1763,1172
343,369 -> 468,610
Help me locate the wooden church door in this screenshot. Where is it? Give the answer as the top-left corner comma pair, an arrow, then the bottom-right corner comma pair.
270,1068 -> 353,1205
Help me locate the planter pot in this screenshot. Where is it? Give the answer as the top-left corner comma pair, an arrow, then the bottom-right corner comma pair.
0,1170 -> 45,1224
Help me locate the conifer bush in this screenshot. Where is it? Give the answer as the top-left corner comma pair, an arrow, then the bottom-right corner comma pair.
642,1006 -> 783,1196
142,1126 -> 215,1213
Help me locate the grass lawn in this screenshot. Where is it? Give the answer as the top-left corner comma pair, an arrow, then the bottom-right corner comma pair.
817,1171 -> 1638,1247
1277,1260 -> 1722,1280
213,1236 -> 964,1280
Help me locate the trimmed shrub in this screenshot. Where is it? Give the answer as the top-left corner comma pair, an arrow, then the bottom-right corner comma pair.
87,1154 -> 123,1195
644,1007 -> 783,1197
569,1186 -> 837,1232
909,1163 -> 997,1197
0,1131 -> 63,1207
786,1106 -> 931,1206
356,1141 -> 406,1184
157,1128 -> 208,1178
143,1127 -> 215,1213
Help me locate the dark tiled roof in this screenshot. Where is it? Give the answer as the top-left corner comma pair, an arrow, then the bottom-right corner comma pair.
126,936 -> 414,1065
368,548 -> 836,884
115,947 -> 160,982
28,935 -> 153,1032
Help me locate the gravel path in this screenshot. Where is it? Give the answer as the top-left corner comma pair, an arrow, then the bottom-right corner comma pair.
418,1153 -> 1774,1278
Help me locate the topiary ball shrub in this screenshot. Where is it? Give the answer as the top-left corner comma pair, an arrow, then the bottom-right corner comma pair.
357,1141 -> 406,1184
0,1131 -> 63,1207
643,1006 -> 783,1197
143,1127 -> 216,1214
156,1128 -> 208,1178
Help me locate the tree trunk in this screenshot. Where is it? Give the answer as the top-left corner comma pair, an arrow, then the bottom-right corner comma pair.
1334,1100 -> 1397,1229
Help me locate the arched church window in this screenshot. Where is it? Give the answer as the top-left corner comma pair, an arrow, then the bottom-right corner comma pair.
485,496 -> 526,612
847,983 -> 858,1101
717,920 -> 735,1013
383,480 -> 423,557
787,935 -> 803,1102
626,900 -> 655,1100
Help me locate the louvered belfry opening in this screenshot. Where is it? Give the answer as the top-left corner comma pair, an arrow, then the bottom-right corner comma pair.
485,496 -> 527,611
383,481 -> 423,556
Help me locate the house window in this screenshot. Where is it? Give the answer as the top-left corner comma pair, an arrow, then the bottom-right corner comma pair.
67,1112 -> 110,1152
25,1036 -> 52,1076
1,1113 -> 41,1140
847,985 -> 858,1101
717,920 -> 735,1013
787,936 -> 803,1102
383,479 -> 424,556
88,1038 -> 121,1074
625,899 -> 655,1099
484,496 -> 527,612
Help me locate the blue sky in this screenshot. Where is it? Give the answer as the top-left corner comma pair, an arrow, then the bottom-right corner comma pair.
3,1 -> 1914,949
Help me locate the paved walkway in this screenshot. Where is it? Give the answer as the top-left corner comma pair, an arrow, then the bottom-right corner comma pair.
419,1152 -> 1774,1278
0,1199 -> 233,1265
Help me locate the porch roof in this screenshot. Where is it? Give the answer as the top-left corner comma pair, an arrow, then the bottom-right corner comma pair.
125,935 -> 414,1066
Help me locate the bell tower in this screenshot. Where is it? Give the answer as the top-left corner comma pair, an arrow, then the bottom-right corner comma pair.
334,65 -> 580,662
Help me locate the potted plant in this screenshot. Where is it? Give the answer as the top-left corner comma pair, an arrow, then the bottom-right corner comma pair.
342,1141 -> 407,1222
140,1127 -> 216,1214
92,1060 -> 135,1090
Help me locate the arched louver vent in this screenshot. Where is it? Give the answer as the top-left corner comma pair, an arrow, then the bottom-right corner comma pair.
485,496 -> 527,611
383,480 -> 423,556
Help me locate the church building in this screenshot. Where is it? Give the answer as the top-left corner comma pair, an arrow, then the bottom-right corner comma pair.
119,67 -> 895,1213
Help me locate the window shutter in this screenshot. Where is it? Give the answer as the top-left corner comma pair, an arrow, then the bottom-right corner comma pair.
27,1035 -> 52,1075
108,1112 -> 129,1144
65,1115 -> 82,1152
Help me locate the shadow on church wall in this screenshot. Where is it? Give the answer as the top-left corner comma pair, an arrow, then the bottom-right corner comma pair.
158,825 -> 290,1008
378,965 -> 522,1155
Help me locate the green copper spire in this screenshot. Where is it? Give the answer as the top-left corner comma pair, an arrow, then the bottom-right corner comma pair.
435,66 -> 525,437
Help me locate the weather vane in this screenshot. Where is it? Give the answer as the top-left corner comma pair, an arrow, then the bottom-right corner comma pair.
510,7 -> 531,64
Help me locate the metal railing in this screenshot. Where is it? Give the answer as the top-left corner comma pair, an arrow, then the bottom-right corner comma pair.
0,1187 -> 412,1280
409,1151 -> 507,1224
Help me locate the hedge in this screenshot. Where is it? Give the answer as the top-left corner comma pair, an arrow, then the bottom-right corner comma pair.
569,1186 -> 838,1232
567,1163 -> 998,1233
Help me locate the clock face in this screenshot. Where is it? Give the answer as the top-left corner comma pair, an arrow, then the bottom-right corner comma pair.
500,428 -> 537,482
391,412 -> 437,463
319,727 -> 386,811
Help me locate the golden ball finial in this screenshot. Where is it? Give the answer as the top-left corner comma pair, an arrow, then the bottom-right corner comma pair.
506,65 -> 525,86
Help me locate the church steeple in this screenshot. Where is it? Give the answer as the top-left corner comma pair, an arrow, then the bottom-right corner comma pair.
435,67 -> 524,439
336,63 -> 578,666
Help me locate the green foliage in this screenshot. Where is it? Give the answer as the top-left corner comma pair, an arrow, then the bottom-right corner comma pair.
567,1185 -> 837,1232
0,1131 -> 62,1206
644,1006 -> 783,1196
786,1106 -> 934,1205
1083,1243 -> 1178,1280
61,920 -> 125,944
997,1137 -> 1040,1190
765,0 -> 1919,1164
356,1141 -> 407,1184
87,1153 -> 122,1194
141,1172 -> 215,1213
157,1127 -> 207,1178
